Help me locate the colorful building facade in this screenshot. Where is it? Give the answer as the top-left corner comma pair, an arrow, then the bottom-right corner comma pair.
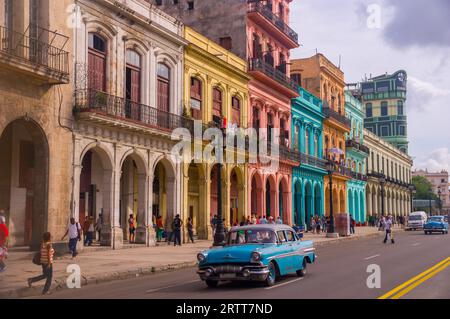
291,88 -> 327,228
159,0 -> 301,225
182,27 -> 250,239
345,91 -> 369,224
292,54 -> 351,217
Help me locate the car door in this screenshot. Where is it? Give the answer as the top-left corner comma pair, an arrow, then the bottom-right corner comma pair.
285,230 -> 302,272
275,230 -> 293,275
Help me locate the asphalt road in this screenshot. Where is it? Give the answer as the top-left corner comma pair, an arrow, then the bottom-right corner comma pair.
40,230 -> 450,299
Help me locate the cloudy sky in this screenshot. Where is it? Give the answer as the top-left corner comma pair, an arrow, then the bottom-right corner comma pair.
290,0 -> 450,173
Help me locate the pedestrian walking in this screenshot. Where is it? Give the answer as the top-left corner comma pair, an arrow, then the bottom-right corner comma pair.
187,217 -> 194,243
83,216 -> 95,246
156,215 -> 164,242
27,232 -> 54,295
276,216 -> 283,225
251,215 -> 257,225
383,215 -> 395,244
61,218 -> 81,258
268,216 -> 275,224
172,214 -> 183,246
128,214 -> 136,243
95,213 -> 103,242
350,215 -> 356,235
211,215 -> 218,236
310,218 -> 316,234
0,216 -> 9,272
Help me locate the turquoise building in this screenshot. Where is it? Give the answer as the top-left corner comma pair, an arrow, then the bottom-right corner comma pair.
292,88 -> 327,228
345,91 -> 370,224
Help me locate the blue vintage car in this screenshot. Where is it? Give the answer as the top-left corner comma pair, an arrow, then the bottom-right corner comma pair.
196,224 -> 316,287
424,216 -> 449,235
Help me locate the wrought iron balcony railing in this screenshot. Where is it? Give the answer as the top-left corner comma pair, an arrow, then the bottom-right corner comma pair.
350,171 -> 368,182
0,25 -> 69,82
346,139 -> 370,155
300,153 -> 328,170
279,145 -> 301,163
322,106 -> 351,129
249,58 -> 299,93
247,0 -> 299,45
74,89 -> 194,134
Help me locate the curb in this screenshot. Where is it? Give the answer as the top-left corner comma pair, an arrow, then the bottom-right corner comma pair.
0,261 -> 198,299
312,231 -> 384,247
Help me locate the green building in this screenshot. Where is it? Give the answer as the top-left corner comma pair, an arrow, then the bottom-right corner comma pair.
354,70 -> 408,154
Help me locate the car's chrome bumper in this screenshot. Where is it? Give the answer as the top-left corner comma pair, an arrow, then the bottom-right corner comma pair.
197,266 -> 270,282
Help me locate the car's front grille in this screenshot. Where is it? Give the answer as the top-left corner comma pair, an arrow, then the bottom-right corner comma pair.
215,265 -> 243,274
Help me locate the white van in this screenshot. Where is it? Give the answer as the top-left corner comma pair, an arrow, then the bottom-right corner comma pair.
406,211 -> 428,230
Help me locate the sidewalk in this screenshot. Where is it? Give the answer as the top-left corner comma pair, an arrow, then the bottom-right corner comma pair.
0,226 -> 391,298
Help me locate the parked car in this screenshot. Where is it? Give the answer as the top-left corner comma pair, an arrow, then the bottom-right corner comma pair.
196,224 -> 316,288
406,211 -> 428,230
424,216 -> 449,235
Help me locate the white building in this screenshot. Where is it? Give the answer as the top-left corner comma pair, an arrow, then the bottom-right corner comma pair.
364,129 -> 413,218
72,0 -> 188,248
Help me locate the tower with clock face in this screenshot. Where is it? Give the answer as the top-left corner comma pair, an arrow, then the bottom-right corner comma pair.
359,70 -> 409,154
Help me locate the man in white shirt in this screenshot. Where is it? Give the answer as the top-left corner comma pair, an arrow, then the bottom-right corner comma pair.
383,215 -> 395,244
62,217 -> 82,258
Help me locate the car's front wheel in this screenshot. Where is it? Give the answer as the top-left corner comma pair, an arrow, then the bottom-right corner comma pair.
205,280 -> 219,288
264,262 -> 277,287
296,259 -> 307,277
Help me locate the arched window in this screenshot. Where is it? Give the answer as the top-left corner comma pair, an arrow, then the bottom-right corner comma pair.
88,33 -> 107,91
212,88 -> 223,124
157,63 -> 170,113
190,77 -> 202,120
231,96 -> 241,127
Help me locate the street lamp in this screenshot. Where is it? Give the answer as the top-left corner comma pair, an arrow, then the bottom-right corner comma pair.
326,159 -> 338,238
213,119 -> 227,247
380,173 -> 386,217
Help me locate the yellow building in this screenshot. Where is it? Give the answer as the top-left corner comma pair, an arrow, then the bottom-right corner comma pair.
182,27 -> 251,240
291,54 -> 351,216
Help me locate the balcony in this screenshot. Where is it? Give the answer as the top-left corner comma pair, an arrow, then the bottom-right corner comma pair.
74,89 -> 194,135
247,0 -> 299,48
248,58 -> 300,97
0,25 -> 69,84
350,171 -> 368,182
346,139 -> 370,155
279,145 -> 301,164
300,153 -> 328,170
322,106 -> 351,130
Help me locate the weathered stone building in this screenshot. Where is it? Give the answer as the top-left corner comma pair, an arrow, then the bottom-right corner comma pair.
72,0 -> 187,248
0,0 -> 73,248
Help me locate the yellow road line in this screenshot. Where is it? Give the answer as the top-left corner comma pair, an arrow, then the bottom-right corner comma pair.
378,257 -> 450,299
390,261 -> 450,299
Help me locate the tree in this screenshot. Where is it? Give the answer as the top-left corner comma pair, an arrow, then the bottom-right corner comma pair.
411,176 -> 438,200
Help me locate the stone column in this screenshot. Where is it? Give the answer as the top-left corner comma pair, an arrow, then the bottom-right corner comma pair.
135,173 -> 148,244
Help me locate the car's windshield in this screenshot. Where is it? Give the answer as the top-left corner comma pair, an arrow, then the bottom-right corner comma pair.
409,215 -> 422,221
226,229 -> 278,245
429,217 -> 444,222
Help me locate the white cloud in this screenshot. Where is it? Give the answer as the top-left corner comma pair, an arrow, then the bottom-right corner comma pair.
414,148 -> 450,173
407,76 -> 450,112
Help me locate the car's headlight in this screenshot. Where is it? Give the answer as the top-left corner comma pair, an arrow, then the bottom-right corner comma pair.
251,252 -> 261,262
197,253 -> 206,262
